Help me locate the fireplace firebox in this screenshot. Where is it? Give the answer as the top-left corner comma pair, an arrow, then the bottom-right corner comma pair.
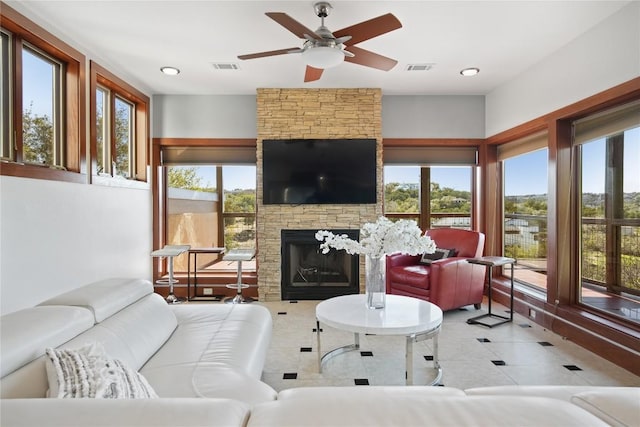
281,229 -> 359,300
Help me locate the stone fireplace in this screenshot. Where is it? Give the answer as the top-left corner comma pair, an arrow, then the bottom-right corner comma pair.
256,88 -> 383,301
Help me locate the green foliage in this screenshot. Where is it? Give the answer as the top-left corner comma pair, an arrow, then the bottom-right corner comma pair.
384,182 -> 471,214
224,190 -> 255,213
384,183 -> 419,213
114,100 -> 131,177
22,105 -> 53,164
167,167 -> 215,192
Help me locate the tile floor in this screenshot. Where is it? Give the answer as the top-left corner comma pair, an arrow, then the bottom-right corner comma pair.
257,298 -> 640,392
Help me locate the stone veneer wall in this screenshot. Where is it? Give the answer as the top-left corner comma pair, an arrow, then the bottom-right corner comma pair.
256,88 -> 383,301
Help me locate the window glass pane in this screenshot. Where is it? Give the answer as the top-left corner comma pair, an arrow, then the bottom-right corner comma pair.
384,166 -> 419,215
96,87 -> 107,174
430,167 -> 471,229
223,166 -> 256,250
22,47 -> 56,165
579,124 -> 640,323
503,148 -> 548,291
623,128 -> 640,220
166,166 -> 218,270
114,96 -> 132,178
1,31 -> 10,160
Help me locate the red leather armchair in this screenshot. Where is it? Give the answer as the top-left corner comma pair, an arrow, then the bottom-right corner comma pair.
386,228 -> 486,311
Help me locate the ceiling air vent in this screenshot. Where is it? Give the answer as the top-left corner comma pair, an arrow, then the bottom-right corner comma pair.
212,63 -> 241,70
406,63 -> 434,71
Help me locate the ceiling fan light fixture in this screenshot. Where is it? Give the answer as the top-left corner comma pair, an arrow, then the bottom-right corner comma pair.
460,67 -> 479,77
302,46 -> 344,69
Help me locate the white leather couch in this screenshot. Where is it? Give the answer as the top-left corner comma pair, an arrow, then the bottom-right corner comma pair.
1,278 -> 638,427
0,278 -> 276,426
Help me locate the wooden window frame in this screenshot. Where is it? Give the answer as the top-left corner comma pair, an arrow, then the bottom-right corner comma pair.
0,2 -> 85,183
90,61 -> 149,182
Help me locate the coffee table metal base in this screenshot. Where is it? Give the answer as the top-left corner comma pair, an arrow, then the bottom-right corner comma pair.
316,321 -> 442,386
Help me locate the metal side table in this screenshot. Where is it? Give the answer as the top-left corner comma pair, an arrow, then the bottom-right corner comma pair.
151,245 -> 190,304
466,256 -> 516,328
223,248 -> 256,304
187,247 -> 225,301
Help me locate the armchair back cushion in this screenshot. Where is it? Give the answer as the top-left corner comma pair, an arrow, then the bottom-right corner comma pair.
386,228 -> 486,311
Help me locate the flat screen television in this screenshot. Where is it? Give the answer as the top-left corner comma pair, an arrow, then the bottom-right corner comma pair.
262,139 -> 377,205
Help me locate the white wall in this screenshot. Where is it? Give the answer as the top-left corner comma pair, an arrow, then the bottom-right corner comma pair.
153,94 -> 486,139
152,95 -> 257,138
382,96 -> 485,138
485,1 -> 640,136
0,176 -> 152,314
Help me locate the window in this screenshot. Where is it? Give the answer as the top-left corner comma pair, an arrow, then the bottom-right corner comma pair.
384,165 -> 472,230
574,101 -> 640,323
384,166 -> 419,223
163,163 -> 256,273
501,148 -> 548,292
90,61 -> 148,182
1,4 -> 85,180
223,165 -> 257,250
166,165 -> 219,271
21,45 -> 62,166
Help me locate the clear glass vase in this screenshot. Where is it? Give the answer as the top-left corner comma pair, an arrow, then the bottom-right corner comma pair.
365,255 -> 386,309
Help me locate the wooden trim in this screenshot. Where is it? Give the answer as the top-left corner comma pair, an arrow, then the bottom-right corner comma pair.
383,138 -> 482,147
0,161 -> 86,183
420,167 -> 430,230
154,138 -> 257,147
151,142 -> 162,281
478,143 -> 501,256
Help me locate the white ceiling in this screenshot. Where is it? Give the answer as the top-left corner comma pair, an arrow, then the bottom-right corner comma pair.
9,0 -> 632,96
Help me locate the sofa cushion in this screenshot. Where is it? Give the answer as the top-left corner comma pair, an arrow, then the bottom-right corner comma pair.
61,293 -> 177,371
571,388 -> 640,427
0,306 -> 94,378
45,343 -> 157,399
388,264 -> 431,289
140,304 -> 277,405
248,395 -> 608,427
1,398 -> 251,427
39,278 -> 153,323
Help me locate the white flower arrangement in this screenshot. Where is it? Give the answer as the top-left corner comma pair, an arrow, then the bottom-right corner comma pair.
315,216 -> 436,259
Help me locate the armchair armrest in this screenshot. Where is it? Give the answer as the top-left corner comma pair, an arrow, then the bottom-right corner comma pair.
386,253 -> 421,269
428,257 -> 486,311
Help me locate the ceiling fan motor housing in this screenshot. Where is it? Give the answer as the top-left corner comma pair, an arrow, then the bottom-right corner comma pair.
314,2 -> 332,18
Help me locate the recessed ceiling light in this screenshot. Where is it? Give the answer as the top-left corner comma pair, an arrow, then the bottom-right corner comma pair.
160,66 -> 180,76
460,67 -> 480,76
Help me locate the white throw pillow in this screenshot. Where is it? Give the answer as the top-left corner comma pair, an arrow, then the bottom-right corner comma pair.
45,343 -> 157,399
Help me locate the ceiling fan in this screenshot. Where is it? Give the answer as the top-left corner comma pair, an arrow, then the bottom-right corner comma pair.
237,2 -> 402,82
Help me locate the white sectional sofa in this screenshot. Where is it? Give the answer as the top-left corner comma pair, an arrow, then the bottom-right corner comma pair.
1,278 -> 638,427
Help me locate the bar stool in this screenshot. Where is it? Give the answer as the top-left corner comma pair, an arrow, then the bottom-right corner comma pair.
151,245 -> 190,304
223,248 -> 256,304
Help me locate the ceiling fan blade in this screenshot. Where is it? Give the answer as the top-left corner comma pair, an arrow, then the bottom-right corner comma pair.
333,13 -> 402,46
304,66 -> 324,82
344,46 -> 397,71
238,47 -> 300,60
266,12 -> 321,40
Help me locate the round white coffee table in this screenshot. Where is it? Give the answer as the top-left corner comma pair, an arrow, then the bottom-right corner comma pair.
316,294 -> 443,385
